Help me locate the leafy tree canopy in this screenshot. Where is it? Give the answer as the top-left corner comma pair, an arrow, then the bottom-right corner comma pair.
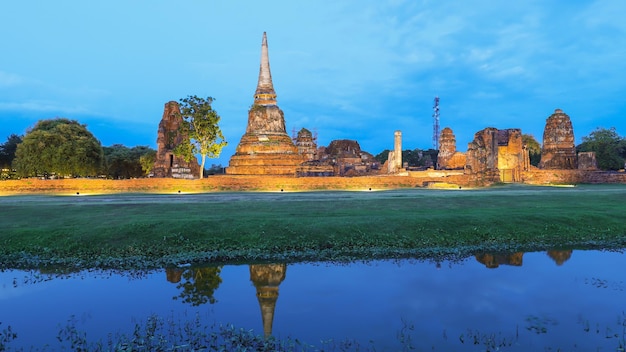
0,134 -> 22,169
139,149 -> 157,176
13,118 -> 103,177
577,127 -> 625,171
374,149 -> 391,164
174,96 -> 227,179
103,144 -> 156,179
522,134 -> 541,166
173,266 -> 222,306
374,148 -> 438,168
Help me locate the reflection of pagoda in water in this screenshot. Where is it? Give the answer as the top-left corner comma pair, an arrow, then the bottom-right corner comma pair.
547,250 -> 573,266
249,264 -> 287,337
166,267 -> 184,283
475,252 -> 524,269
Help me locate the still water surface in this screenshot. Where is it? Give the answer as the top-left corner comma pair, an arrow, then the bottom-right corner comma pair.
1,249 -> 625,350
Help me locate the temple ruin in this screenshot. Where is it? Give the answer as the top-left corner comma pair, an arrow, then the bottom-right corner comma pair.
464,128 -> 529,183
538,109 -> 577,169
577,152 -> 598,170
387,131 -> 403,173
294,128 -> 317,161
547,250 -> 573,266
152,101 -> 201,179
437,127 -> 466,170
226,33 -> 305,175
249,264 -> 287,338
147,33 -> 619,185
475,252 -> 524,269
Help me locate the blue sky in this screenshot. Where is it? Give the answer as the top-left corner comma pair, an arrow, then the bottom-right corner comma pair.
1,1 -> 625,167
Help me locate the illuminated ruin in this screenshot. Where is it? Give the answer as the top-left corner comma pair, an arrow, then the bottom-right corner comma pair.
226,33 -> 305,175
153,101 -> 201,179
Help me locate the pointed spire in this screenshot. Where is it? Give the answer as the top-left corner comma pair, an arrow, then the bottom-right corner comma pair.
254,32 -> 277,106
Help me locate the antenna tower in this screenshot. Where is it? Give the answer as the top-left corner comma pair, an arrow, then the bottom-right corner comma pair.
432,96 -> 440,150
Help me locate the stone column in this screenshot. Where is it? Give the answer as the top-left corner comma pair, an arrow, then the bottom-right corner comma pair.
394,130 -> 402,171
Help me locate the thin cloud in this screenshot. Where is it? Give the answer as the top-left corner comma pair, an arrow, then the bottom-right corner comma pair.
0,71 -> 24,87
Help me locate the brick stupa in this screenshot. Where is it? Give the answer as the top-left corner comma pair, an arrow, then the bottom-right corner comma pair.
226,32 -> 304,175
538,109 -> 577,169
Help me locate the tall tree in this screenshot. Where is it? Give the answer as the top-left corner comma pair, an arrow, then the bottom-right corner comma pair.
139,149 -> 157,176
0,134 -> 22,169
173,266 -> 222,306
174,96 -> 227,179
522,134 -> 541,166
13,118 -> 103,177
103,144 -> 156,179
577,127 -> 625,170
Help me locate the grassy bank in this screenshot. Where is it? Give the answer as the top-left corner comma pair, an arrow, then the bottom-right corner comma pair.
1,184 -> 625,269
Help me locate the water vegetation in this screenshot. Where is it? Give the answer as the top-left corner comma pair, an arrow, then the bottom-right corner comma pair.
1,184 -> 625,270
2,312 -> 625,351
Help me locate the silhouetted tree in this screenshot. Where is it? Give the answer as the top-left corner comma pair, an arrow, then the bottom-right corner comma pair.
0,134 -> 22,169
103,145 -> 156,179
577,127 -> 625,170
374,149 -> 390,164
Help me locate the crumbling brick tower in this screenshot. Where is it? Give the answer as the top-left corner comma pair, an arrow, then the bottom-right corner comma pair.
539,109 -> 577,169
152,101 -> 200,179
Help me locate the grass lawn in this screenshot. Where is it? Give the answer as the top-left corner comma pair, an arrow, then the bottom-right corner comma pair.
1,184 -> 625,269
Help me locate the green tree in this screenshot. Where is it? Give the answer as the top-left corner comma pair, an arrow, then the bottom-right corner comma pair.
205,163 -> 225,176
173,266 -> 223,306
0,134 -> 22,169
375,148 -> 437,168
522,134 -> 541,166
174,96 -> 227,179
103,144 -> 155,179
577,127 -> 625,170
139,149 -> 157,176
13,118 -> 103,177
374,149 -> 390,164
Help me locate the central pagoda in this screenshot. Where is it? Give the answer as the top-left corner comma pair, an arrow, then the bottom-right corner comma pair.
226,32 -> 304,175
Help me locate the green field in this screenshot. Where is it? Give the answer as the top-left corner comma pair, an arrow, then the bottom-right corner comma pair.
1,184 -> 625,269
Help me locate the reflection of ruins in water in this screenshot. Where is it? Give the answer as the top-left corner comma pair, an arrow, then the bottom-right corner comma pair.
249,264 -> 287,337
475,250 -> 574,268
547,250 -> 573,266
475,252 -> 524,269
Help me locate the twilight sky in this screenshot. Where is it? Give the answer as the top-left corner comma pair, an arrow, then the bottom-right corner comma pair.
1,1 -> 625,167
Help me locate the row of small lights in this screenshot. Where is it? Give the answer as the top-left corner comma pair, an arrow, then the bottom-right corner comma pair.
72,188 -> 380,196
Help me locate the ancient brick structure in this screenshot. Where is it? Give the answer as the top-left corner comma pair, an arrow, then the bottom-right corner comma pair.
475,252 -> 524,269
547,250 -> 573,266
319,139 -> 380,176
465,127 -> 500,182
577,152 -> 598,170
153,101 -> 201,179
539,109 -> 577,169
295,128 -> 317,161
465,128 -> 528,183
437,127 -> 466,170
387,130 -> 403,173
226,33 -> 304,175
250,264 -> 286,338
496,129 -> 526,182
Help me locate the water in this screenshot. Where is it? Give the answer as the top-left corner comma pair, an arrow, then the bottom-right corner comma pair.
1,249 -> 625,350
